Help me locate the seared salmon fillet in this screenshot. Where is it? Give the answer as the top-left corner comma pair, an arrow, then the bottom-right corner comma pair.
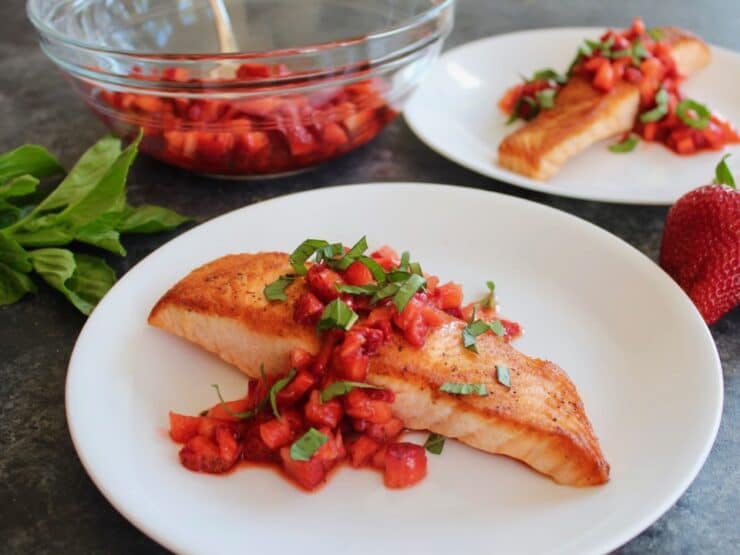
149,252 -> 610,486
498,27 -> 711,180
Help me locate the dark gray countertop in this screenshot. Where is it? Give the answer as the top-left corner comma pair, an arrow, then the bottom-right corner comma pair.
1,0 -> 737,553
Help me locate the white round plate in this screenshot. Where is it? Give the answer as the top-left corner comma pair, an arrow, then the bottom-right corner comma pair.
404,28 -> 740,204
67,184 -> 722,555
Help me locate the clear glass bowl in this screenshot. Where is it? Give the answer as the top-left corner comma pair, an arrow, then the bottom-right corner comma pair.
27,0 -> 454,178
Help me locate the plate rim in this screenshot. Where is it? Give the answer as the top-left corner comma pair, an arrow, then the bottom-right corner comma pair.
404,27 -> 740,205
65,182 -> 724,555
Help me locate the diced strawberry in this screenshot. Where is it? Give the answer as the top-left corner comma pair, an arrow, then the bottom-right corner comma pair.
179,427 -> 240,474
370,246 -> 400,270
333,330 -> 369,381
169,412 -> 202,443
384,443 -> 427,488
314,428 -> 346,470
363,417 -> 404,444
259,418 -> 294,449
242,420 -> 280,463
277,370 -> 315,407
434,282 -> 463,310
280,447 -> 326,490
305,390 -> 344,429
206,397 -> 252,421
593,61 -> 615,92
290,348 -> 315,371
344,389 -> 392,424
371,445 -> 387,469
306,264 -> 342,302
349,435 -> 381,467
294,291 -> 324,325
343,261 -> 374,285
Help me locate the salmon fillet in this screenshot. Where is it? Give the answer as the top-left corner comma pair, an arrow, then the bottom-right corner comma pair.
149,252 -> 610,486
498,27 -> 711,180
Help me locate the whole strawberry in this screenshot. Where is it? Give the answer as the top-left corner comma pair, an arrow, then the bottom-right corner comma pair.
660,155 -> 739,324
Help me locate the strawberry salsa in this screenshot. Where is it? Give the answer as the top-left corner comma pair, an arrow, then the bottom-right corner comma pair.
499,17 -> 740,155
94,64 -> 397,176
168,237 -> 521,491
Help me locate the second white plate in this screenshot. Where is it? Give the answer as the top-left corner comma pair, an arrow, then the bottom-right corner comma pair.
404,27 -> 740,204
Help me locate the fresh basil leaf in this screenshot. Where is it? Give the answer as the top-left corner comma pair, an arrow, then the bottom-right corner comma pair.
640,88 -> 669,123
264,275 -> 295,301
578,42 -> 594,57
388,270 -> 412,282
29,248 -> 116,315
439,383 -> 489,396
52,135 -> 140,230
0,175 -> 39,200
676,99 -> 711,130
211,384 -> 259,420
489,319 -> 505,337
496,365 -> 512,388
290,239 -> 329,275
536,89 -> 556,109
290,427 -> 328,461
0,261 -> 37,305
584,39 -> 601,51
335,283 -> 379,296
357,255 -> 387,284
424,432 -> 446,455
393,273 -> 426,313
462,319 -> 490,353
317,298 -> 359,331
0,145 -> 64,183
714,154 -> 736,188
631,40 -> 650,64
481,280 -> 496,309
335,236 -> 368,271
0,200 -> 21,228
647,28 -> 663,41
0,234 -> 32,272
269,368 -> 297,418
315,242 -> 344,263
608,134 -> 640,153
117,204 -> 191,234
32,136 -> 121,214
320,381 -> 383,403
611,48 -> 632,59
531,68 -> 566,84
75,217 -> 126,256
399,251 -> 410,271
409,261 -> 423,276
370,281 -> 401,304
9,226 -> 74,247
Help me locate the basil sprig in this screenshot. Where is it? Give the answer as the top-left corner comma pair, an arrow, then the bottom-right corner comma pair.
496,365 -> 512,388
334,235 -> 368,271
714,155 -> 736,188
289,239 -> 334,275
317,298 -> 359,331
269,368 -> 297,418
462,318 -> 505,353
676,99 -> 711,130
480,280 -> 496,309
439,383 -> 489,396
211,383 -> 259,420
320,381 -> 383,403
290,428 -> 329,461
335,283 -> 379,295
640,88 -> 669,123
0,134 -> 190,314
264,275 -> 296,301
608,134 -> 640,153
393,273 -> 426,313
424,432 -> 446,455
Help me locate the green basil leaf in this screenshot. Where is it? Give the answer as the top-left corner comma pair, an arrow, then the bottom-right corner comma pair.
462,319 -> 491,352
714,154 -> 736,188
270,368 -> 297,418
32,136 -> 121,214
388,269 -> 412,282
536,89 -> 556,109
424,432 -> 446,455
0,234 -> 32,272
399,251 -> 410,271
30,248 -> 116,315
489,319 -> 505,337
211,384 -> 258,420
9,226 -> 74,247
0,145 -> 64,183
608,134 -> 640,153
0,175 -> 39,200
439,383 -> 489,396
631,40 -> 650,63
393,273 -> 426,313
531,68 -> 566,84
117,204 -> 191,234
639,87 -> 669,123
676,99 -> 711,130
75,217 -> 126,256
317,298 -> 359,331
496,365 -> 512,388
647,28 -> 663,41
507,95 -> 539,124
584,39 -> 601,52
611,48 -> 632,59
290,427 -> 329,461
357,255 -> 387,284
370,281 -> 401,304
480,280 -> 496,309
0,199 -> 21,228
409,261 -> 423,276
0,261 -> 37,305
315,242 -> 344,264
264,275 -> 295,301
578,42 -> 594,57
320,381 -> 383,403
335,236 -> 368,271
335,283 -> 379,296
290,239 -> 329,275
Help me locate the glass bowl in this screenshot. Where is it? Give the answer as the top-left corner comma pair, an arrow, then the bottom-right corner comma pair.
27,0 -> 455,178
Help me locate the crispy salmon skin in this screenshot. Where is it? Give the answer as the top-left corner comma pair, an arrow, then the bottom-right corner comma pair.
149,252 -> 609,486
497,27 -> 711,180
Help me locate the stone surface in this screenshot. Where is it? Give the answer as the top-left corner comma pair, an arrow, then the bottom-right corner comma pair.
1,0 -> 737,553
